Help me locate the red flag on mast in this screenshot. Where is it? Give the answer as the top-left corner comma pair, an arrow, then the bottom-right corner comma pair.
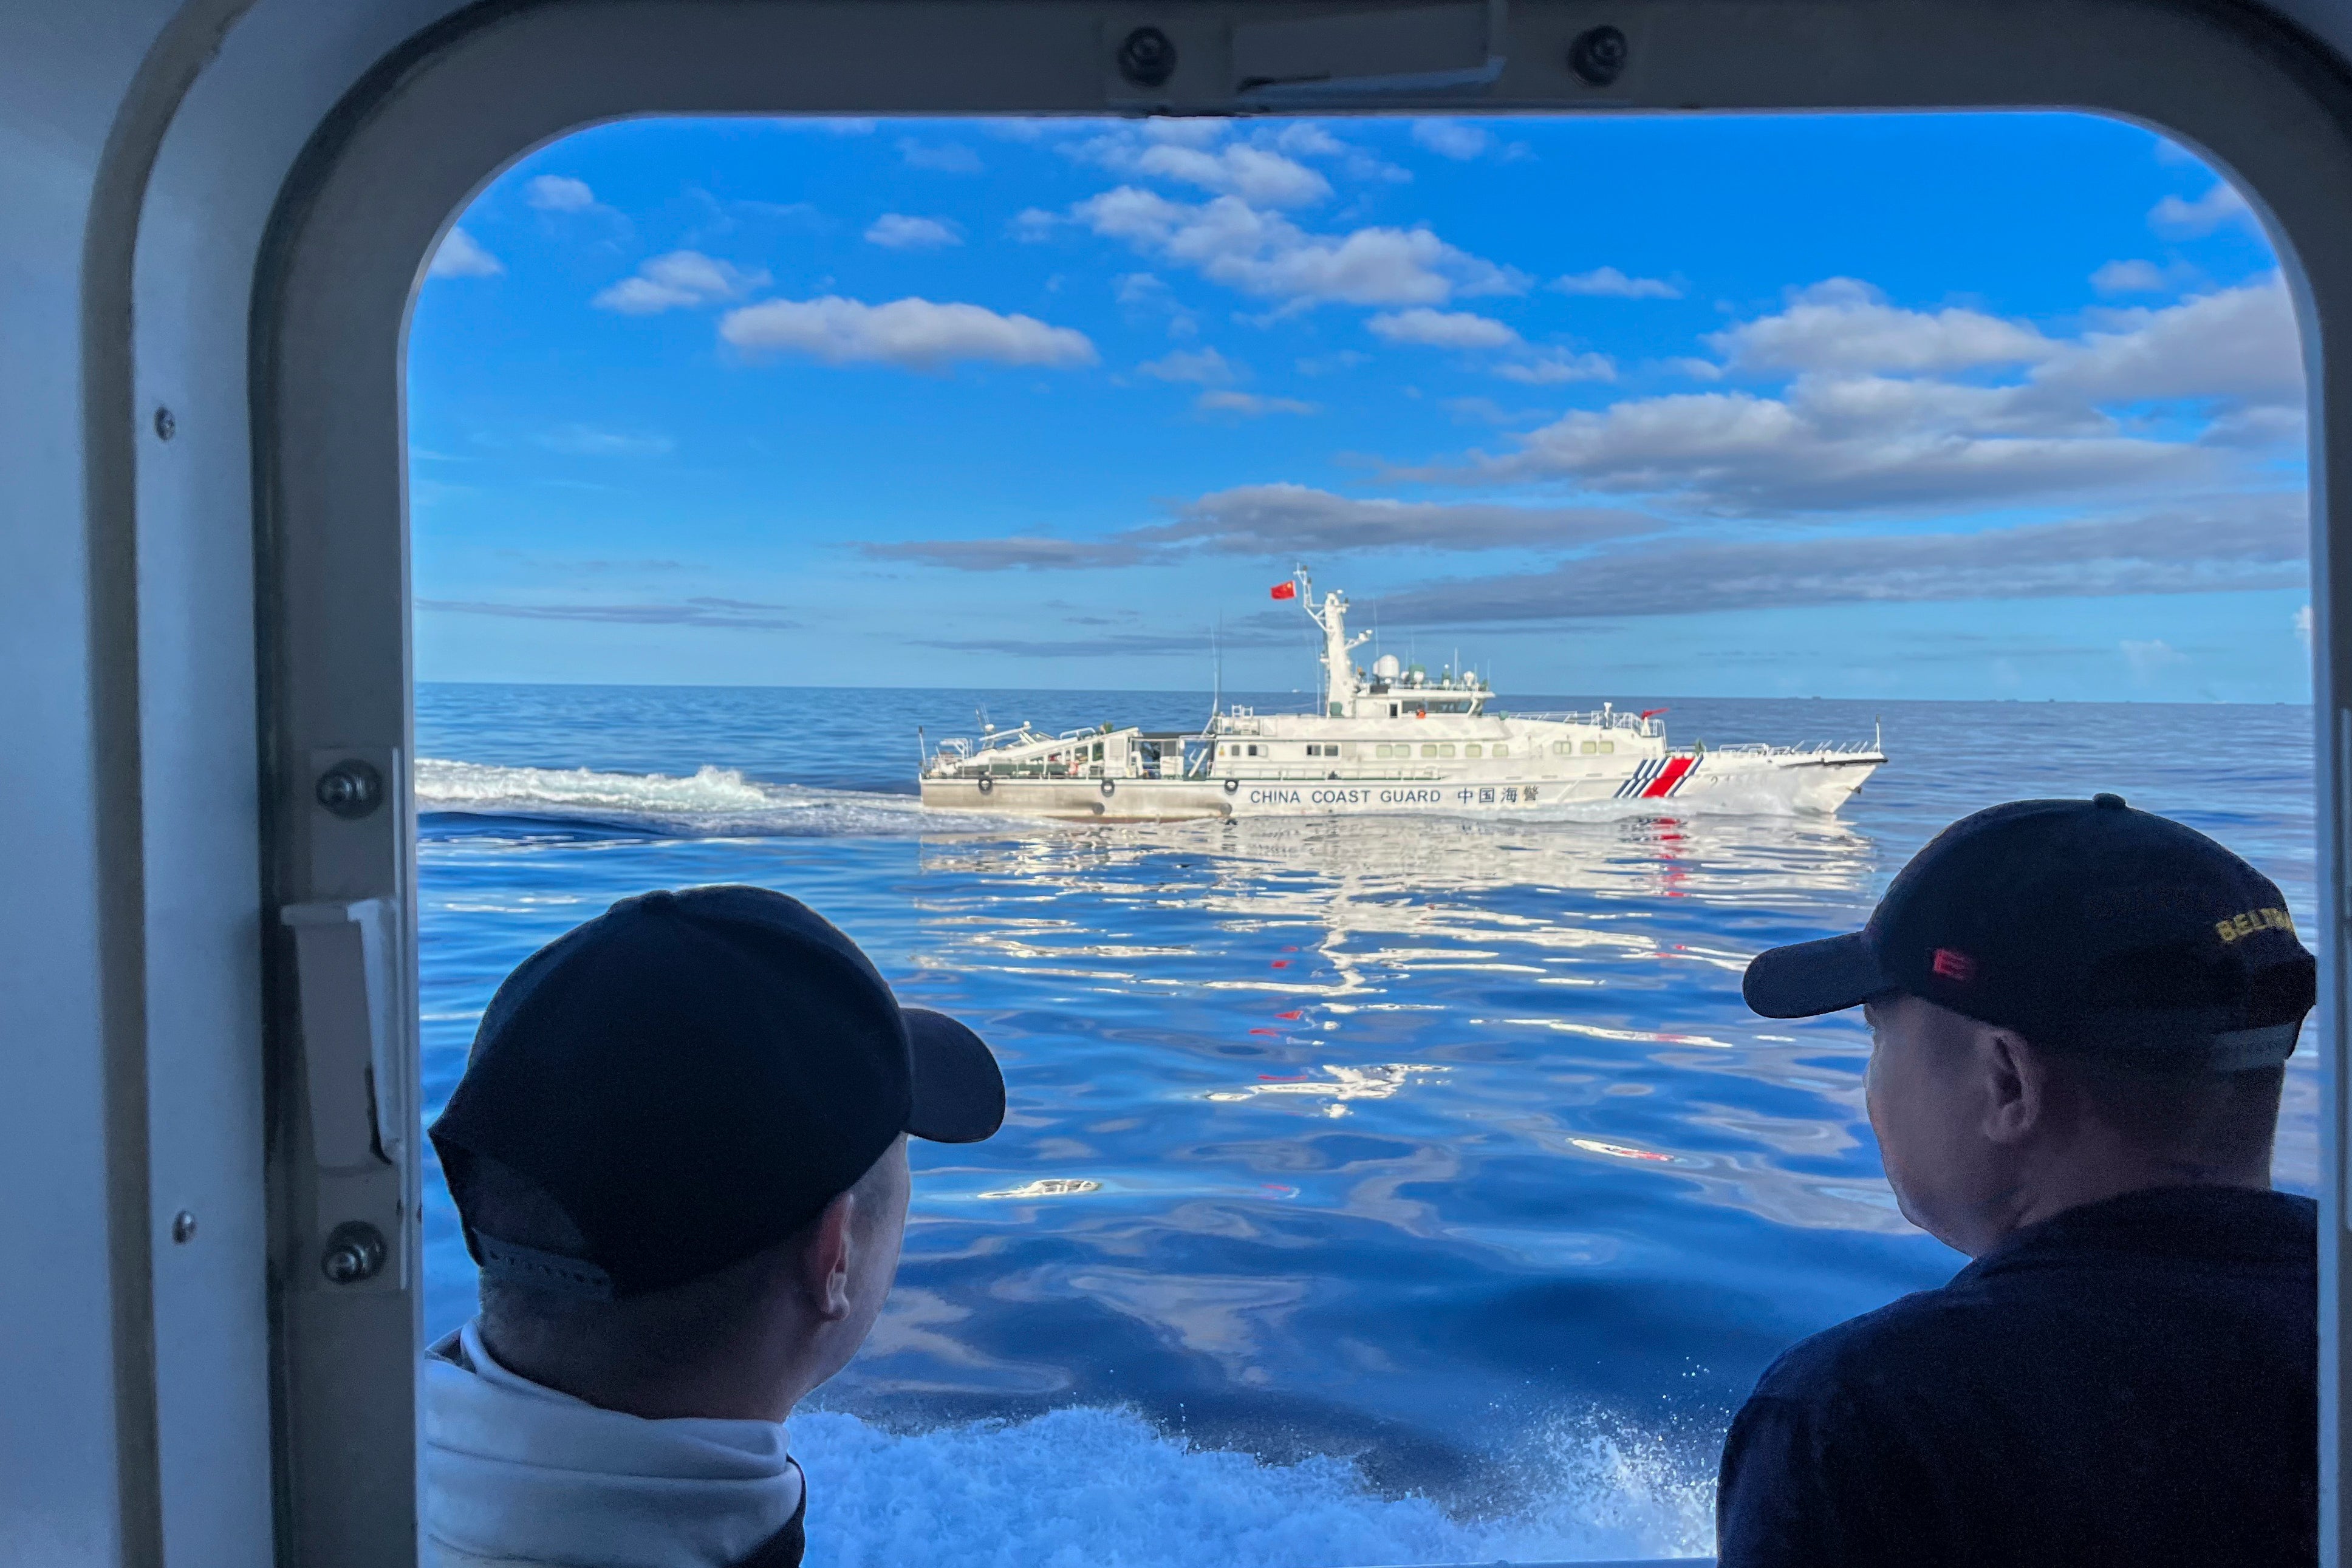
1270,581 -> 1297,601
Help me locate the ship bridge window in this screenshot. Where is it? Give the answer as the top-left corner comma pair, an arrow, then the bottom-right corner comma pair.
1465,743 -> 1483,758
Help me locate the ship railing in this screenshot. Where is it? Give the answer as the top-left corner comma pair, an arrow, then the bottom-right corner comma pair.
1508,709 -> 1664,736
1703,738 -> 1885,759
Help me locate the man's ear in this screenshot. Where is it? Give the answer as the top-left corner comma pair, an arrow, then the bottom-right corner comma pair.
799,1190 -> 859,1322
1978,1026 -> 2046,1145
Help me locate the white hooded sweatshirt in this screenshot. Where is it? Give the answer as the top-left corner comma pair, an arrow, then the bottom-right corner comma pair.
422,1321 -> 805,1568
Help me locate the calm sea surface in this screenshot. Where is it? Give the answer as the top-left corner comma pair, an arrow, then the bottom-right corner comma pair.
415,686 -> 2319,1566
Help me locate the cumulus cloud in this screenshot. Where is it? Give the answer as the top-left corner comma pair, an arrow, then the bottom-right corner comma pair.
417,596 -> 797,629
1446,274 -> 2303,514
2297,603 -> 2315,653
1553,267 -> 1680,299
1366,497 -> 2306,626
1707,279 -> 2054,375
1196,390 -> 1319,417
864,483 -> 1647,569
2151,181 -> 2253,237
1369,308 -> 1520,349
1468,380 -> 2200,512
1078,129 -> 1332,206
2121,638 -> 2190,680
865,214 -> 963,249
2023,274 -> 2302,408
592,251 -> 770,314
1073,187 -> 1525,308
1138,347 -> 1239,384
428,227 -> 502,278
719,295 -> 1096,370
1492,350 -> 1615,384
1412,120 -> 1491,160
2090,259 -> 2169,295
525,175 -> 598,213
899,139 -> 983,173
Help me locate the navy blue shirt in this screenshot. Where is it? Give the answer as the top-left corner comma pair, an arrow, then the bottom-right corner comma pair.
1718,1185 -> 2316,1568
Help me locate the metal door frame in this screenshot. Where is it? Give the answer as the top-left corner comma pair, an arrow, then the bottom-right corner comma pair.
248,2 -> 2352,1561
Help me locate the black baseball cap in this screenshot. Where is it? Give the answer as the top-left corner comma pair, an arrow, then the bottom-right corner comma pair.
1744,795 -> 2316,1071
429,885 -> 1005,1298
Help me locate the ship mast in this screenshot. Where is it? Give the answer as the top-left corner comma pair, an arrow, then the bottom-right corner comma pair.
1290,569 -> 1372,717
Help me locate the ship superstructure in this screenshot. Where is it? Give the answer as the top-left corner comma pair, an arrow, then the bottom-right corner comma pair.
920,573 -> 1883,820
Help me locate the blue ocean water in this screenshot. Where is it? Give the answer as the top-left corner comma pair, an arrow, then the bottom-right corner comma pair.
415,686 -> 2319,1566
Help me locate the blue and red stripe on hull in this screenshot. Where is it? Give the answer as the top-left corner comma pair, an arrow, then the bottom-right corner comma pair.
1615,754 -> 1698,800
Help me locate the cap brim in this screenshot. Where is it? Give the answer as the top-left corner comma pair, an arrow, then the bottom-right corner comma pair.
1742,932 -> 1892,1018
904,1008 -> 1007,1143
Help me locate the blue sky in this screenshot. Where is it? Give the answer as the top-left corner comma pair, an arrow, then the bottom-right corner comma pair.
409,112 -> 2307,700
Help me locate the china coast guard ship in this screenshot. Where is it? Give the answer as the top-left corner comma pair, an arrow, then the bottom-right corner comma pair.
920,573 -> 1884,821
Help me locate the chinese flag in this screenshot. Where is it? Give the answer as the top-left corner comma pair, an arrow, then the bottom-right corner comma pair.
1270,581 -> 1297,600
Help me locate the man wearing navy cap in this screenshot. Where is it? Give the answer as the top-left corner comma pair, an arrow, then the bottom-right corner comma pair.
1718,796 -> 2318,1567
420,885 -> 1005,1568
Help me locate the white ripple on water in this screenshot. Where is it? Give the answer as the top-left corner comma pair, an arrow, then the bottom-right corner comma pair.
791,1403 -> 1715,1567
415,757 -> 960,837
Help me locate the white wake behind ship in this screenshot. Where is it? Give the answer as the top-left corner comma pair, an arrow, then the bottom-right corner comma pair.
921,573 -> 1885,821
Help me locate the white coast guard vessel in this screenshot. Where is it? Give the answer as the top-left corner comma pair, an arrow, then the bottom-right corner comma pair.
920,573 -> 1884,822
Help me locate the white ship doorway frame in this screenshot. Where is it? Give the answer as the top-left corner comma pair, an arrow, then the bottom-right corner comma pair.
237,1 -> 2352,1563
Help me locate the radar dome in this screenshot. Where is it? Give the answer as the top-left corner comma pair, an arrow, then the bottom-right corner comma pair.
1373,654 -> 1401,680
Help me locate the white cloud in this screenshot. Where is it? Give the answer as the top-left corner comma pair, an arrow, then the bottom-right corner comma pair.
1368,498 -> 2305,625
1009,208 -> 1060,242
1073,187 -> 1525,308
2297,604 -> 2316,653
1471,380 -> 2202,513
899,139 -> 983,173
1708,279 -> 2054,374
1296,350 -> 1370,376
1553,267 -> 1681,300
719,295 -> 1096,370
2120,638 -> 2190,680
525,175 -> 597,213
865,482 -> 1644,567
1080,131 -> 1332,206
428,227 -> 502,278
1115,273 -> 1171,307
1369,308 -> 1521,349
1435,273 -> 2305,516
2025,275 -> 2301,408
2090,259 -> 2168,295
865,214 -> 963,249
1138,347 -> 1239,384
2150,181 -> 2252,237
1197,390 -> 1318,417
1492,350 -> 1616,384
592,251 -> 769,314
1412,120 -> 1490,160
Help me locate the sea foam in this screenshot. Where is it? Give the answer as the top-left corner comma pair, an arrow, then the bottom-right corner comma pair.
792,1405 -> 1714,1568
415,758 -> 943,838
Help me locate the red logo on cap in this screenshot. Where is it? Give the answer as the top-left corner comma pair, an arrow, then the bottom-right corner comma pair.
1932,948 -> 1977,983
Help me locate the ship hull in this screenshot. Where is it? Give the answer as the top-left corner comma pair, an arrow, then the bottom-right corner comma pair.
921,751 -> 1881,822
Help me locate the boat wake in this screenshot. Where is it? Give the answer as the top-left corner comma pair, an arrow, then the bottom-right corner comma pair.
793,1403 -> 1715,1567
416,758 -> 941,839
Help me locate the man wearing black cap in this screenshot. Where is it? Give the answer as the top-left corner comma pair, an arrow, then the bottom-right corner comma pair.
1718,795 -> 2319,1567
420,885 -> 1005,1568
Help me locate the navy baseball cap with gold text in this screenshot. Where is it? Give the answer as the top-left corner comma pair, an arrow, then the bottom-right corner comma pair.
1743,795 -> 2316,1070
